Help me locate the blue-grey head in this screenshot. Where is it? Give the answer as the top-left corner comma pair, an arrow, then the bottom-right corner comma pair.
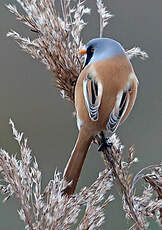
79,38 -> 126,68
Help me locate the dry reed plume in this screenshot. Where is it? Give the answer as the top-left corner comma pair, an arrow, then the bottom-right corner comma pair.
1,0 -> 161,230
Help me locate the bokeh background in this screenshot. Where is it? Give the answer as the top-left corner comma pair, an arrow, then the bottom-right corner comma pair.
0,0 -> 162,229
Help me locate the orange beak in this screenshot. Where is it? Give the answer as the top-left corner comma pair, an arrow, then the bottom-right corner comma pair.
78,49 -> 87,55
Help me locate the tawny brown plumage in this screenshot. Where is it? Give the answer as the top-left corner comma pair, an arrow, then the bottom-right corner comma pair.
63,39 -> 138,195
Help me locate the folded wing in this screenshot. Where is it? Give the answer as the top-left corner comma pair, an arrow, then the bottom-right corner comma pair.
83,73 -> 103,121
107,89 -> 130,132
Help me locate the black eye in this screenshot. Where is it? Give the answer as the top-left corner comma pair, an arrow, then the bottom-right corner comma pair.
90,47 -> 95,52
87,45 -> 95,54
83,46 -> 94,68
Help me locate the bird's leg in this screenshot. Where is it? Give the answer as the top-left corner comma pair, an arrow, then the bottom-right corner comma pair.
97,131 -> 112,151
105,136 -> 113,149
97,131 -> 115,166
97,131 -> 107,151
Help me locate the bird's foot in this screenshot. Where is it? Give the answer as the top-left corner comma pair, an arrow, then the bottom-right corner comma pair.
98,136 -> 112,151
105,137 -> 113,149
98,142 -> 107,151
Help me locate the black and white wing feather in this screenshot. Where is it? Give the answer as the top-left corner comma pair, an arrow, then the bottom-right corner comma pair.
83,73 -> 103,121
107,90 -> 130,132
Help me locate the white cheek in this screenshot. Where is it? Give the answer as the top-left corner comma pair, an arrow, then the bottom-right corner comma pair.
77,116 -> 83,130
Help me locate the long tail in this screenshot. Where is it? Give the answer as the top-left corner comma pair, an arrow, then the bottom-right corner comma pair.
63,128 -> 92,195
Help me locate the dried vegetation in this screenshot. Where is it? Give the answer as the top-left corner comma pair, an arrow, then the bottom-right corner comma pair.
1,0 -> 160,229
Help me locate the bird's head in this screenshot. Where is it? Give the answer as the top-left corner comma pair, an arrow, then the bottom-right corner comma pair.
79,38 -> 125,68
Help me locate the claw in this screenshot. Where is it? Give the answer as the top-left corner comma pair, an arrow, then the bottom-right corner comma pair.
105,137 -> 113,149
98,143 -> 107,151
98,137 -> 112,151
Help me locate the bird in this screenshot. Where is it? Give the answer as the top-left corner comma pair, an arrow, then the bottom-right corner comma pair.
63,38 -> 138,195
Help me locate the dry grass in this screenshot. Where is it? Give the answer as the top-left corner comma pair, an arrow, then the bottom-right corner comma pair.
0,121 -> 161,230
6,0 -> 147,102
1,0 -> 160,230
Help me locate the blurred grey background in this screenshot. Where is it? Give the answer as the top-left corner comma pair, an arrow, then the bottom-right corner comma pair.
0,0 -> 162,229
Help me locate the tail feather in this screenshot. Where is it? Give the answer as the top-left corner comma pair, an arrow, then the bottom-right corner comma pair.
63,129 -> 92,195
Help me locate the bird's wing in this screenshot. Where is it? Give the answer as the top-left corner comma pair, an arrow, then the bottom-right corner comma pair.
83,73 -> 103,121
107,89 -> 130,132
